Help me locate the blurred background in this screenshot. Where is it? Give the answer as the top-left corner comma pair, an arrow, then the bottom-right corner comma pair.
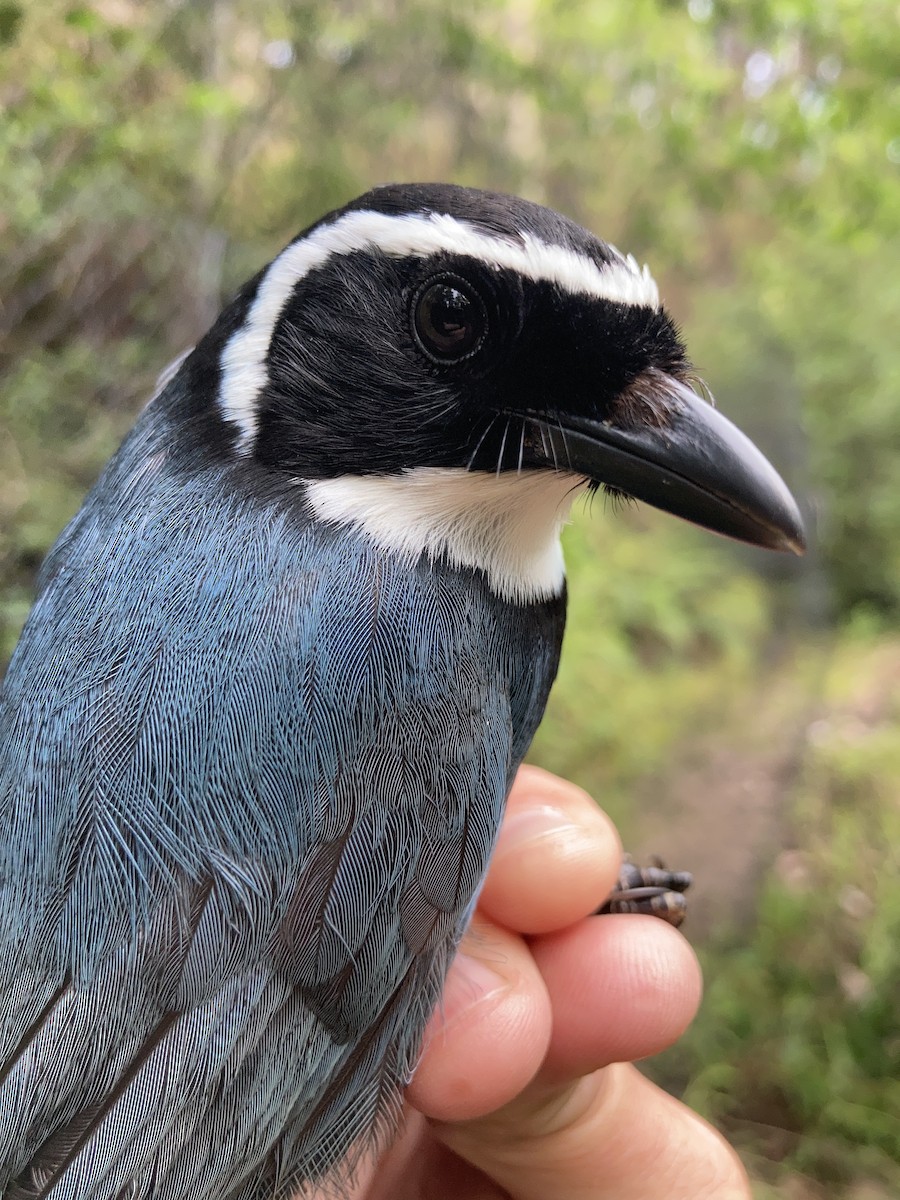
1,1 -> 898,1194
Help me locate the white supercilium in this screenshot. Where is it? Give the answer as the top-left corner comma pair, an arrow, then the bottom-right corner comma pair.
218,210 -> 660,451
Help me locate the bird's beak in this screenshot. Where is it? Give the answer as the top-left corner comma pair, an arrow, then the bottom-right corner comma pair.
537,375 -> 806,554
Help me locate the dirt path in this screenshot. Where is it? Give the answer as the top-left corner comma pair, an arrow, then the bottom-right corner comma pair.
629,675 -> 818,939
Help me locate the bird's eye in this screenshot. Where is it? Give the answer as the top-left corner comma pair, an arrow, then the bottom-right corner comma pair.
412,277 -> 487,363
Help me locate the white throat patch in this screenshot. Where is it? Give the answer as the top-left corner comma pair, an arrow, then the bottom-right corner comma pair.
305,467 -> 585,604
218,209 -> 659,452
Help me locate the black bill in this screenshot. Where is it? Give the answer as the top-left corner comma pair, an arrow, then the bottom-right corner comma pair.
534,376 -> 806,554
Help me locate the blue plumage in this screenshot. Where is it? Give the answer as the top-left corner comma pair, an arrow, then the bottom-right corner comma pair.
0,371 -> 562,1198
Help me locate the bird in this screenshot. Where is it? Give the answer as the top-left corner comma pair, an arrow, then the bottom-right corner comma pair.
0,182 -> 805,1200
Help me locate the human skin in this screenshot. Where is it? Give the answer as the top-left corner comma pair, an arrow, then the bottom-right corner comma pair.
320,766 -> 752,1200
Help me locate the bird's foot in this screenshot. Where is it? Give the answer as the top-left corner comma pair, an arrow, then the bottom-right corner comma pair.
596,855 -> 693,928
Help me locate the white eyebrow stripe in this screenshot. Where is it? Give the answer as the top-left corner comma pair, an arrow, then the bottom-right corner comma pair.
218,209 -> 660,451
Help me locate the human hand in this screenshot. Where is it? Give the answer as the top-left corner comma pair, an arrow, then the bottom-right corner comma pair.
329,765 -> 751,1199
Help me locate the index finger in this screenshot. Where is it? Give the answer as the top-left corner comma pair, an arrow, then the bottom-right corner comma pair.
477,766 -> 622,935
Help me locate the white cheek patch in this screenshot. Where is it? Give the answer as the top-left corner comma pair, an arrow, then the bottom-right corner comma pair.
305,467 -> 586,605
217,209 -> 660,453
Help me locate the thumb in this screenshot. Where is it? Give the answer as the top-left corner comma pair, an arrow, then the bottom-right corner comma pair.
431,1062 -> 752,1200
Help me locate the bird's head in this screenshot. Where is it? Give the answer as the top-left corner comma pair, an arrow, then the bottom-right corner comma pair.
171,183 -> 805,603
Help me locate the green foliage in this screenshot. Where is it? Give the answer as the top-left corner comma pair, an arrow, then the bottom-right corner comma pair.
534,507 -> 770,833
654,636 -> 900,1193
0,337 -> 150,660
761,243 -> 900,616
